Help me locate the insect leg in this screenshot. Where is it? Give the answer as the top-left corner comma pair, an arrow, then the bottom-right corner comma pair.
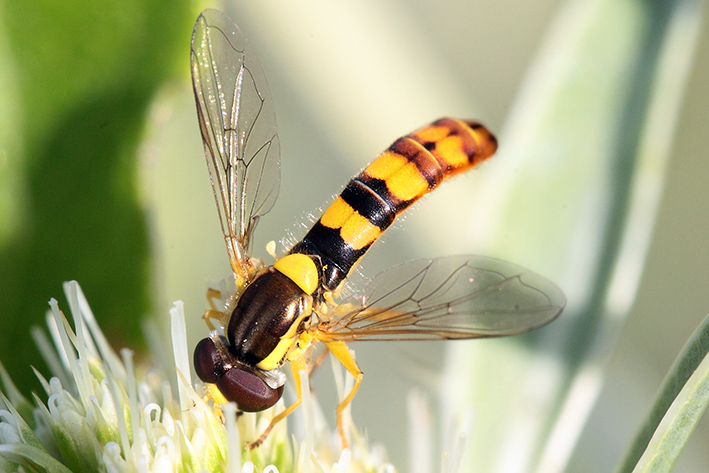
306,346 -> 329,375
325,341 -> 363,450
202,288 -> 229,330
246,355 -> 307,450
203,383 -> 228,419
206,288 -> 222,309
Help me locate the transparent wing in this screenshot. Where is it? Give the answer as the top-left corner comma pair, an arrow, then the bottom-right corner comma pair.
324,255 -> 565,341
191,9 -> 280,283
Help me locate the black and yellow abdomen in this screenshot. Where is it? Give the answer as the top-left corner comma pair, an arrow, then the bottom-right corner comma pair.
290,117 -> 498,290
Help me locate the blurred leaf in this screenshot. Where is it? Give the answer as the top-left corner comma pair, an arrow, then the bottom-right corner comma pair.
0,0 -> 194,392
615,313 -> 709,472
631,347 -> 709,472
439,0 -> 704,471
0,7 -> 22,247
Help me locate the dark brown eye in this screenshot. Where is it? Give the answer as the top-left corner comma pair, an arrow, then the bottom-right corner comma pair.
193,337 -> 225,384
193,336 -> 284,412
216,366 -> 284,412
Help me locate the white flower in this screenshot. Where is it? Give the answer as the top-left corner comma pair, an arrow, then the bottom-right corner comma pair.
0,281 -> 397,473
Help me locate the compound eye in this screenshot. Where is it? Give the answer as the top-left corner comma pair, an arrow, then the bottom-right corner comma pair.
193,337 -> 225,384
216,367 -> 284,412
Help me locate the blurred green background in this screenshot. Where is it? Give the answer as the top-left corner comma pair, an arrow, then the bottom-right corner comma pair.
0,1 -> 194,390
1,0 -> 708,472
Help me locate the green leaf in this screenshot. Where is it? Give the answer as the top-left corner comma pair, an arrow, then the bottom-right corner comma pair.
615,313 -> 709,472
0,443 -> 74,473
0,392 -> 73,473
0,393 -> 45,451
0,363 -> 34,428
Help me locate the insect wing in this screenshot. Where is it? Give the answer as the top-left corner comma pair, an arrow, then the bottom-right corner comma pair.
191,9 -> 280,282
326,255 -> 566,341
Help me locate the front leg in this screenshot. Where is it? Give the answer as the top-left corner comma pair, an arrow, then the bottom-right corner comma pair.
203,288 -> 230,330
245,355 -> 308,450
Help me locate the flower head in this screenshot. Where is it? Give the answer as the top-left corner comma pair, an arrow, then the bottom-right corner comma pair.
0,281 -> 396,473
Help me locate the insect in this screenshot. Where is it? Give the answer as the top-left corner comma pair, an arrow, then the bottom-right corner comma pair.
190,9 -> 566,450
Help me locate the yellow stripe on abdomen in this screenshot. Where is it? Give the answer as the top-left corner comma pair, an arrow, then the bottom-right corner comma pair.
364,150 -> 431,202
290,118 -> 497,290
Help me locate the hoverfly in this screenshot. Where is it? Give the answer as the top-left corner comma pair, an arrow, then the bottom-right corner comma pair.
190,9 -> 565,450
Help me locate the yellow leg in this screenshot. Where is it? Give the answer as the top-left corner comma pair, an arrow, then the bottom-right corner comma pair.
306,347 -> 329,375
207,288 -> 222,310
325,341 -> 363,450
203,384 -> 227,420
203,288 -> 230,330
246,355 -> 308,450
